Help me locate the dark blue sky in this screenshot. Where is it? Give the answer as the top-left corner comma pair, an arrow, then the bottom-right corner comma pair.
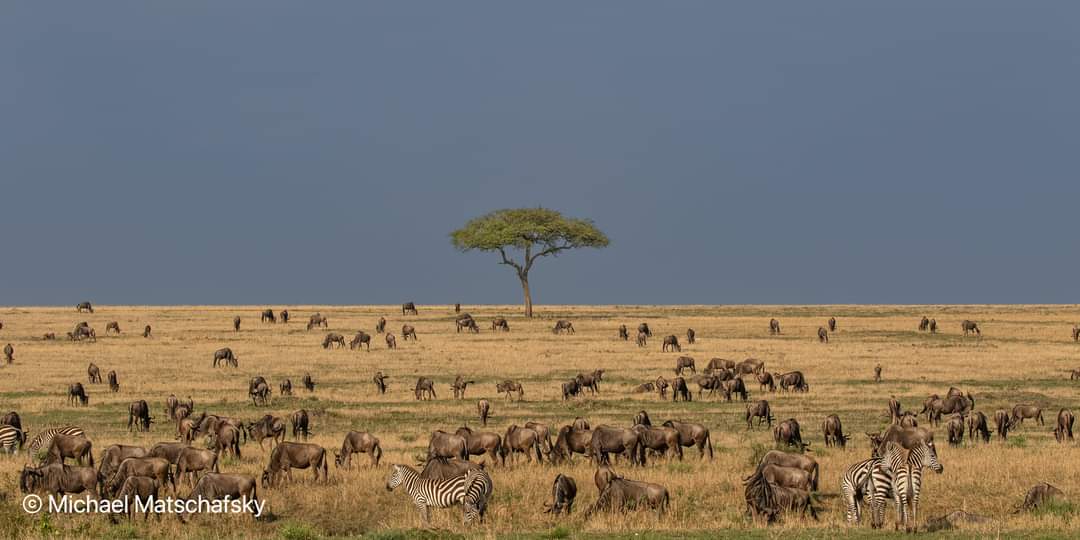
3,2 -> 1078,305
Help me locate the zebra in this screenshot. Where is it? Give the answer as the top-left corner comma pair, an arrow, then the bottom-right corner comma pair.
0,425 -> 26,454
385,464 -> 492,525
881,441 -> 932,532
840,457 -> 893,528
27,426 -> 85,463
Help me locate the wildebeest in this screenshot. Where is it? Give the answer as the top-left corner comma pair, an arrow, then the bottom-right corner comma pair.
385,333 -> 397,349
662,420 -> 712,460
20,463 -> 101,497
335,431 -> 382,468
414,377 -> 436,400
213,347 -> 237,368
769,318 -> 781,335
176,447 -> 220,489
375,317 -> 386,334
968,411 -> 991,443
686,328 -> 696,344
280,379 -> 293,396
661,335 -> 681,352
76,301 -> 94,313
1055,409 -> 1075,443
306,313 -> 328,330
589,426 -> 642,466
497,380 -> 524,400
302,373 -> 316,392
402,302 -> 418,315
128,400 -> 152,432
543,474 -> 578,515
68,382 -> 89,406
322,332 -> 346,349
961,319 -> 980,336
618,324 -> 629,340
233,316 -> 241,331
373,372 -> 389,394
105,321 -> 121,335
262,442 -> 329,487
456,426 -> 504,465
552,320 -> 575,334
1011,404 -> 1044,427
452,375 -> 474,399
87,363 -> 102,384
946,414 -> 965,446
817,327 -> 828,343
291,409 -> 310,440
576,370 -> 605,394
746,400 -> 774,429
402,324 -> 418,340
822,414 -> 848,448
773,418 -> 807,451
776,371 -> 808,392
585,473 -> 669,518
350,331 -> 372,351
45,434 -> 94,467
671,377 -> 691,402
919,316 -> 930,331
478,399 -> 491,426
492,318 -> 510,332
261,309 -> 276,323
674,356 -> 696,376
929,318 -> 938,333
428,430 -> 469,461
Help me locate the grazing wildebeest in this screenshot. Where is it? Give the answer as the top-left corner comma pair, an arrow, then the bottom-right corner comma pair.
552,320 -> 575,334
385,333 -> 397,349
376,317 -> 386,334
456,426 -> 504,465
306,313 -> 328,330
968,411 -> 991,443
662,420 -> 712,460
280,310 -> 289,324
674,356 -> 696,376
686,328 -> 695,344
562,379 -> 582,400
575,370 -> 605,394
246,415 -> 286,450
585,474 -> 669,519
291,410 -> 310,440
233,316 -> 241,331
87,363 -> 102,384
478,399 -> 491,426
961,320 -> 981,336
176,447 -> 219,489
817,327 -> 828,343
636,331 -> 648,347
654,376 -> 669,400
76,301 -> 94,313
1055,409 -> 1075,443
335,431 -> 382,468
671,377 -> 691,402
261,309 -> 275,323
929,318 -> 938,333
428,430 -> 469,461
452,375 -> 474,399
776,371 -> 808,393
402,302 -> 418,315
414,377 -> 436,400
141,325 -> 152,338
350,331 -> 372,350
302,373 -> 316,392
128,400 -> 152,432
618,324 -> 629,340
2,343 -> 10,363
769,318 -> 780,335
213,347 -> 237,367
45,434 -> 94,467
261,442 -> 329,487
105,321 -> 121,335
773,418 -> 807,451
497,380 -> 524,400
919,316 -> 930,331
20,463 -> 101,498
279,379 -> 293,396
68,382 -> 89,406
322,332 -> 346,349
746,400 -> 773,429
946,414 -> 965,446
661,335 -> 681,352
544,474 -> 578,515
402,324 -> 418,340
1011,404 -> 1044,427
822,414 -> 848,448
373,371 -> 388,394
456,314 -> 480,333
589,426 -> 642,466
492,318 -> 510,332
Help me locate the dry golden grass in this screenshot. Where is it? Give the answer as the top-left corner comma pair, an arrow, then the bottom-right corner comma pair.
0,304 -> 1079,538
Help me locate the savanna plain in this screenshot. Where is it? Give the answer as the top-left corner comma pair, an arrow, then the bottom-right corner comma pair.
0,304 -> 1078,539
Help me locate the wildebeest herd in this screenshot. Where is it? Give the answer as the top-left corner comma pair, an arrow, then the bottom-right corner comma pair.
0,304 -> 1077,535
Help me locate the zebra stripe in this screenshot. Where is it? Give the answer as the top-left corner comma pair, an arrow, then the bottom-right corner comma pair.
0,425 -> 26,454
840,457 -> 892,527
386,464 -> 493,524
27,426 -> 85,461
883,441 -> 929,532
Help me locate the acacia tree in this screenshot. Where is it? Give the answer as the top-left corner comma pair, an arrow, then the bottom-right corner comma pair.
450,208 -> 609,317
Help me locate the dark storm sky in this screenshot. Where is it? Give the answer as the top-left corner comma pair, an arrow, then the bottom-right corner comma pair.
2,2 -> 1078,306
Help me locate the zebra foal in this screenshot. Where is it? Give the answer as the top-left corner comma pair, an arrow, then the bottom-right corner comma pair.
385,464 -> 492,525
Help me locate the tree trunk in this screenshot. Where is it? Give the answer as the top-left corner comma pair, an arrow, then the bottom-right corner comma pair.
520,275 -> 533,318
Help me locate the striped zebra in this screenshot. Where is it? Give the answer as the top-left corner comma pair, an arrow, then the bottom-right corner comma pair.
385,464 -> 493,525
27,426 -> 85,463
881,440 -> 932,532
0,425 -> 26,454
840,457 -> 892,528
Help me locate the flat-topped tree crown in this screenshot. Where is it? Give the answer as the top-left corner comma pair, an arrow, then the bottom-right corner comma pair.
451,208 -> 609,317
